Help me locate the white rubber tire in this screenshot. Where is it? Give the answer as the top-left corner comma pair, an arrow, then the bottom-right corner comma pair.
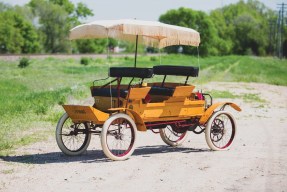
159,126 -> 188,147
56,113 -> 91,156
205,111 -> 236,151
101,113 -> 137,161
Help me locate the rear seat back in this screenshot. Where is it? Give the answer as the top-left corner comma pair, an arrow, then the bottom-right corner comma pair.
149,86 -> 174,96
109,67 -> 153,78
149,65 -> 198,97
92,67 -> 153,99
153,65 -> 199,77
91,88 -> 128,98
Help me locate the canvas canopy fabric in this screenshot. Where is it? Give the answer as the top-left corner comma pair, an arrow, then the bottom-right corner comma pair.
69,19 -> 200,48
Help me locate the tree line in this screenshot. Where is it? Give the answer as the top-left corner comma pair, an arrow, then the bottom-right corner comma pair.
0,0 -> 286,56
160,0 -> 286,56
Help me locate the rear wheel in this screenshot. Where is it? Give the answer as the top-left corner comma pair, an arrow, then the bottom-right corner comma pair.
101,113 -> 137,161
56,113 -> 91,155
205,111 -> 236,151
159,125 -> 188,147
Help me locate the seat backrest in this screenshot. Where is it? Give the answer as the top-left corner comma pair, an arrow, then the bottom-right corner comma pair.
153,65 -> 199,77
109,67 -> 153,78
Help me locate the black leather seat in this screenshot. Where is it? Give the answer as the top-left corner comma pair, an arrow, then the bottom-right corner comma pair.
91,88 -> 128,98
109,67 -> 153,78
153,65 -> 199,77
149,86 -> 174,96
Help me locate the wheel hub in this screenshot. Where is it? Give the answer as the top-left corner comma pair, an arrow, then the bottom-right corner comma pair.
115,133 -> 124,140
211,119 -> 224,141
69,125 -> 79,136
171,124 -> 188,133
69,130 -> 78,136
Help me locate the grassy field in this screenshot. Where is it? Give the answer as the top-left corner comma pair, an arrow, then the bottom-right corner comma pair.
0,54 -> 286,155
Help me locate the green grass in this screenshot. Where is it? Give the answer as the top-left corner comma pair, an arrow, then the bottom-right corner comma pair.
135,55 -> 287,85
208,90 -> 267,104
0,54 -> 286,155
242,93 -> 267,103
229,57 -> 287,85
1,169 -> 14,174
209,90 -> 238,99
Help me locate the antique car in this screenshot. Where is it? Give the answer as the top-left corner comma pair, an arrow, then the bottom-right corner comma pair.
56,19 -> 241,160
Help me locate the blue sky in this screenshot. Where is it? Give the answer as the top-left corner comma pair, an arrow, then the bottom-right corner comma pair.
1,0 -> 284,21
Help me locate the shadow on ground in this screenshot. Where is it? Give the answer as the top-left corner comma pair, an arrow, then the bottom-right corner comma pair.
0,145 -> 210,164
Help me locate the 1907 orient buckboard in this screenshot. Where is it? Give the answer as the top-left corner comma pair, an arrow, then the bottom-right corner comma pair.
56,19 -> 241,161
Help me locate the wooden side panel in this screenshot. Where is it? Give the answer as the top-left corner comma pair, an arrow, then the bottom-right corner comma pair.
126,109 -> 147,131
63,105 -> 109,124
93,96 -> 121,112
128,87 -> 151,100
134,99 -> 205,120
172,86 -> 195,97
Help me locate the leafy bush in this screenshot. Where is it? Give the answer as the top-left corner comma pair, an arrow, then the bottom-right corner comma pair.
18,57 -> 30,68
150,56 -> 158,61
80,57 -> 90,65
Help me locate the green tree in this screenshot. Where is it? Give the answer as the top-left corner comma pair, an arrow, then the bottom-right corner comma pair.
159,7 -> 219,56
75,38 -> 118,54
75,2 -> 93,19
283,25 -> 287,57
0,7 -> 40,53
0,11 -> 23,53
29,0 -> 93,53
210,0 -> 272,56
49,0 -> 74,14
233,13 -> 267,55
209,10 -> 233,55
30,0 -> 70,53
76,39 -> 107,53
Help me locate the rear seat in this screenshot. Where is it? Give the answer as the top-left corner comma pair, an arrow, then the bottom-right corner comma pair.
91,67 -> 153,99
148,65 -> 199,97
91,88 -> 128,98
153,65 -> 199,77
149,86 -> 174,96
109,67 -> 153,78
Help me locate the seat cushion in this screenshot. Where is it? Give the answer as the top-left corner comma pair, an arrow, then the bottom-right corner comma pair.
91,88 -> 128,98
149,86 -> 174,96
153,65 -> 199,77
109,67 -> 153,78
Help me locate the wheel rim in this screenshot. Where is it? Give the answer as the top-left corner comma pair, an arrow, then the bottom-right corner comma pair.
164,125 -> 187,142
106,118 -> 135,157
60,117 -> 89,152
210,113 -> 235,149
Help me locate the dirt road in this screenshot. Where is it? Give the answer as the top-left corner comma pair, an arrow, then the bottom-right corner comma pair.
1,82 -> 286,192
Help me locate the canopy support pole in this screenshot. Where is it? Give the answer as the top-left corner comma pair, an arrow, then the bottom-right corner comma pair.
134,35 -> 138,67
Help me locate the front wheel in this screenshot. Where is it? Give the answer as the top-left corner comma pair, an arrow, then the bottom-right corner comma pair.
159,125 -> 188,147
205,111 -> 236,151
56,113 -> 91,156
101,113 -> 137,161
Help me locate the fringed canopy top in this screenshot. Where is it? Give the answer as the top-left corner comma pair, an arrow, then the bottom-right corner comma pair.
69,19 -> 200,48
